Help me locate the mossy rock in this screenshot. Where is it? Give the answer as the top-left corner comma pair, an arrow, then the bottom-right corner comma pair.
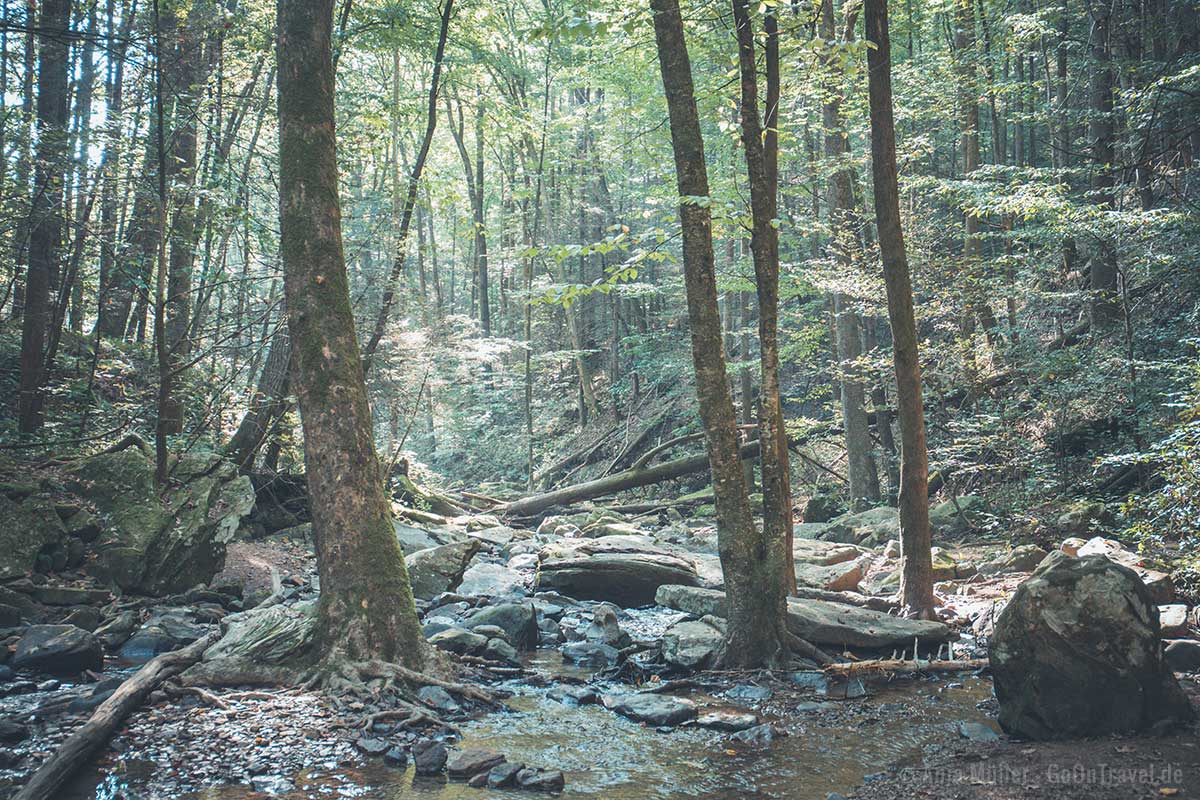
0,495 -> 67,580
65,448 -> 254,595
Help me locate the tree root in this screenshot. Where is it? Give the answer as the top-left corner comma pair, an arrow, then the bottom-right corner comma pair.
353,660 -> 499,706
163,683 -> 231,710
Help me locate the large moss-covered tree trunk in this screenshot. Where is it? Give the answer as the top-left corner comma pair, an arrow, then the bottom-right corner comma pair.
651,0 -> 790,668
276,0 -> 427,670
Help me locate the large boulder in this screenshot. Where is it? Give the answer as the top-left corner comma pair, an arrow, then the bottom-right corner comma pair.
0,496 -> 67,579
457,563 -> 526,598
928,495 -> 988,537
1076,537 -> 1175,603
977,544 -> 1049,576
794,560 -> 864,592
793,539 -> 863,567
12,624 -> 103,675
819,507 -> 898,547
602,693 -> 697,726
392,521 -> 467,555
991,552 -> 1193,740
65,449 -> 254,595
536,536 -> 699,606
407,540 -> 480,600
464,603 -> 538,650
205,601 -> 318,663
661,616 -> 724,670
655,584 -> 952,649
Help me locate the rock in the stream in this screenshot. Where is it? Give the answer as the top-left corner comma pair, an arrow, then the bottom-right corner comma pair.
1159,604 -> 1190,638
65,449 -> 254,594
0,720 -> 29,743
355,736 -> 390,756
487,762 -> 524,788
661,616 -> 724,671
250,776 -> 295,795
991,552 -> 1194,739
695,710 -> 758,731
407,540 -> 481,601
447,748 -> 506,779
457,563 -> 526,598
119,608 -> 210,663
603,693 -> 697,726
417,685 -> 460,715
655,585 -> 952,649
957,721 -> 1000,742
12,624 -> 103,675
584,606 -> 628,648
730,723 -> 778,746
516,768 -> 566,791
393,520 -> 467,554
561,641 -> 619,668
412,738 -> 448,775
465,602 -> 538,650
428,627 -> 488,656
183,600 -> 318,684
1164,640 -> 1200,672
536,536 -> 699,606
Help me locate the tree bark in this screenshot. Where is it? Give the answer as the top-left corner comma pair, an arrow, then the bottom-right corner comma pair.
732,0 -> 797,593
820,0 -> 880,510
277,0 -> 426,668
864,0 -> 936,616
16,0 -> 72,432
652,0 -> 790,667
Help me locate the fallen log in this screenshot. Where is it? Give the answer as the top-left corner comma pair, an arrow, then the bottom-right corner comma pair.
13,631 -> 219,800
823,657 -> 988,678
502,439 -> 765,519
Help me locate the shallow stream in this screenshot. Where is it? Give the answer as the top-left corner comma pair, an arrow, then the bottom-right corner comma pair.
46,650 -> 999,800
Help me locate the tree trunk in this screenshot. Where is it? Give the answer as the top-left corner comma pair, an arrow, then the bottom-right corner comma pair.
16,0 -> 72,432
821,0 -> 880,510
359,0 -> 453,370
277,0 -> 427,668
1086,0 -> 1120,327
225,326 -> 293,472
732,0 -> 796,594
652,0 -> 790,667
864,0 -> 936,617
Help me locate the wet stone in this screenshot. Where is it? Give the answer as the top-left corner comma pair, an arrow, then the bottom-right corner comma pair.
412,738 -> 448,775
447,747 -> 506,779
603,693 -> 697,726
547,685 -> 597,706
0,719 -> 30,742
725,684 -> 773,702
416,685 -> 460,715
487,761 -> 525,788
250,775 -> 295,794
355,736 -> 390,756
561,641 -> 619,668
516,767 -> 566,791
384,746 -> 409,767
958,721 -> 1001,742
695,710 -> 759,731
731,723 -> 779,747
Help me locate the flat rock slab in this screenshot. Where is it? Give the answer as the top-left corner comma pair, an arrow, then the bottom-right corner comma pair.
793,539 -> 864,566
603,693 -> 697,726
655,584 -> 953,649
447,748 -> 506,779
695,710 -> 759,731
536,536 -> 699,606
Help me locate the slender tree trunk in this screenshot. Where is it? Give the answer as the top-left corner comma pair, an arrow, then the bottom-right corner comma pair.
277,0 -> 426,668
1086,0 -> 1120,327
359,0 -> 452,370
821,0 -> 880,509
732,0 -> 796,593
17,0 -> 72,432
651,0 -> 790,667
865,0 -> 936,617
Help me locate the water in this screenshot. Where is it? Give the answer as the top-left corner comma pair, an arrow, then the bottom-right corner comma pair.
50,649 -> 997,800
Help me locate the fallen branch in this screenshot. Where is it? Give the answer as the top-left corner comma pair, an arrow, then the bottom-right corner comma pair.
792,587 -> 897,613
13,631 -> 218,800
822,657 -> 988,678
503,439 -> 764,519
